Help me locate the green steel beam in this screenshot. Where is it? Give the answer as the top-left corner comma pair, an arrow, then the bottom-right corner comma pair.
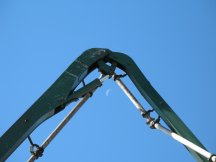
108,52 -> 207,162
0,48 -> 110,162
0,48 -> 207,162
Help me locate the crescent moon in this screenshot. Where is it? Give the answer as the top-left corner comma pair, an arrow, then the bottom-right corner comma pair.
105,89 -> 111,96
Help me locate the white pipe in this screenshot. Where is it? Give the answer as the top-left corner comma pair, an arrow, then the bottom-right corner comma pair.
27,93 -> 92,162
100,75 -> 110,83
27,75 -> 109,162
114,76 -> 146,114
113,75 -> 216,162
212,156 -> 216,162
154,123 -> 216,162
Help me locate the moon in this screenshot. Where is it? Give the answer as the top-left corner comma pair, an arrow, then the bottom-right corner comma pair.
105,89 -> 111,96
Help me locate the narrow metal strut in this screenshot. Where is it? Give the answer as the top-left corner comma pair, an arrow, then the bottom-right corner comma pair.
113,74 -> 146,114
154,123 -> 216,162
113,74 -> 216,162
28,75 -> 109,161
28,93 -> 91,162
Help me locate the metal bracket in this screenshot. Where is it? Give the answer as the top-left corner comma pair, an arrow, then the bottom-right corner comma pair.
27,136 -> 44,159
66,78 -> 103,104
97,60 -> 116,76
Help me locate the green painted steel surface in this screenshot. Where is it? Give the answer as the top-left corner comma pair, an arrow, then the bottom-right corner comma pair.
0,48 -> 207,162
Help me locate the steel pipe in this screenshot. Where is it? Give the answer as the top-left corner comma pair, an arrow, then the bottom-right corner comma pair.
113,76 -> 146,114
113,75 -> 216,162
154,123 -> 216,162
28,75 -> 109,161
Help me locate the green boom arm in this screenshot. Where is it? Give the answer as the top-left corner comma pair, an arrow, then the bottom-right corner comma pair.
0,48 -> 207,161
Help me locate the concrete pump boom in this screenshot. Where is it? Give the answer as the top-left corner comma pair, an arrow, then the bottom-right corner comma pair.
0,48 -> 214,162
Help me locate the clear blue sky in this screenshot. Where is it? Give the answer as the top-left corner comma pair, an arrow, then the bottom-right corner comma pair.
0,0 -> 216,162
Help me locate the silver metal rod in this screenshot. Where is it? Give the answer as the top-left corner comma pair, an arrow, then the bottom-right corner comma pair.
27,93 -> 91,162
113,76 -> 146,114
100,75 -> 110,83
154,123 -> 216,162
113,75 -> 216,162
28,75 -> 109,162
